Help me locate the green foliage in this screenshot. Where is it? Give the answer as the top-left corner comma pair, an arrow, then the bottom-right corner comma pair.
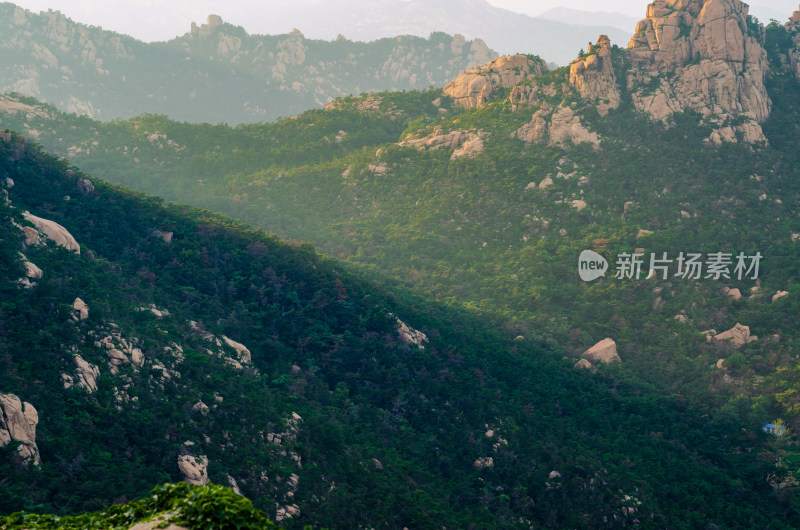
0,483 -> 278,529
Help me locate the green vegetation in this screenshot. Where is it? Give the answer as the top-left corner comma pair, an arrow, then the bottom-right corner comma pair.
0,118 -> 798,526
0,483 -> 278,529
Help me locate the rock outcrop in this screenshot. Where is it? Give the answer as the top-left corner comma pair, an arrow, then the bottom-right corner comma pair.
569,35 -> 620,116
443,54 -> 547,109
22,211 -> 80,253
222,336 -> 252,364
0,393 -> 41,466
515,104 -> 601,148
510,37 -> 613,148
399,126 -> 484,159
177,441 -> 209,486
394,316 -> 428,349
713,322 -> 757,346
72,354 -> 100,392
626,0 -> 770,143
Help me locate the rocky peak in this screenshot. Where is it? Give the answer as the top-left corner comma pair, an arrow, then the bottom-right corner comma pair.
569,35 -> 620,116
190,14 -> 224,39
442,54 -> 547,109
626,0 -> 770,143
787,4 -> 800,82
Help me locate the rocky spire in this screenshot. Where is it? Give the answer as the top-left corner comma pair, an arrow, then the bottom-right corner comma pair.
568,35 -> 620,116
626,0 -> 770,144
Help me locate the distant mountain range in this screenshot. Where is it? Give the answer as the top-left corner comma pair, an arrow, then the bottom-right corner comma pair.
195,0 -> 631,64
0,3 -> 499,123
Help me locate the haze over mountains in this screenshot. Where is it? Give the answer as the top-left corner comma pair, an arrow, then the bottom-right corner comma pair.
5,0 -> 631,65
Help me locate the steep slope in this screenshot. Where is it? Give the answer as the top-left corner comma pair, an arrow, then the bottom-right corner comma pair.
0,4 -> 496,123
0,127 -> 798,526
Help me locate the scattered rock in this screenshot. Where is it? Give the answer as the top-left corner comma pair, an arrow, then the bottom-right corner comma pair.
574,358 -> 596,371
192,401 -> 210,416
473,457 -> 494,469
0,393 -> 41,466
570,199 -> 588,211
276,504 -> 300,522
716,358 -> 725,369
720,286 -> 742,300
539,177 -> 553,189
153,230 -> 173,243
773,290 -> 789,302
674,314 -> 688,323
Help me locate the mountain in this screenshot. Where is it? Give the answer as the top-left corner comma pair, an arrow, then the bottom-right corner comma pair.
3,0 -> 800,448
535,7 -> 641,33
3,0 -> 800,525
199,0 -> 631,64
0,125 -> 795,526
0,3 -> 497,124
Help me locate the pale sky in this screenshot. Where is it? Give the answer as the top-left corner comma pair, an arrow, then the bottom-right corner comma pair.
8,0 -> 796,42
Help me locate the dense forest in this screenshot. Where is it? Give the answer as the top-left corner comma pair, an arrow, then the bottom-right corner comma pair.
0,124 -> 798,527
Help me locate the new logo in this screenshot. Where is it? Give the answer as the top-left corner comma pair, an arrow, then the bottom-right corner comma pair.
578,250 -> 608,282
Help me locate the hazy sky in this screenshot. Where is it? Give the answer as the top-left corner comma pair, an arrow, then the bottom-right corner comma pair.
8,0 -> 797,42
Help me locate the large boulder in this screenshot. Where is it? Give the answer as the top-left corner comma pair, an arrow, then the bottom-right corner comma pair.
0,393 -> 41,466
582,338 -> 621,364
73,354 -> 100,392
177,442 -> 209,486
22,212 -> 81,253
626,0 -> 770,143
443,54 -> 547,109
713,322 -> 757,346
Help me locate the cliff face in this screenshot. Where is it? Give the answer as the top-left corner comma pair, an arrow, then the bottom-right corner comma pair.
788,5 -> 800,82
626,0 -> 771,143
568,35 -> 621,116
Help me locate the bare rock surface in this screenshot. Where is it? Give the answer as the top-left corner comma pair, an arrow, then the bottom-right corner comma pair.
443,54 -> 546,109
0,393 -> 41,466
22,211 -> 80,253
569,35 -> 620,116
713,322 -> 757,346
626,0 -> 770,143
582,338 -> 621,364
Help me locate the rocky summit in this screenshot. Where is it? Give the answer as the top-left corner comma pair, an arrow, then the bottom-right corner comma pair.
626,0 -> 770,144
